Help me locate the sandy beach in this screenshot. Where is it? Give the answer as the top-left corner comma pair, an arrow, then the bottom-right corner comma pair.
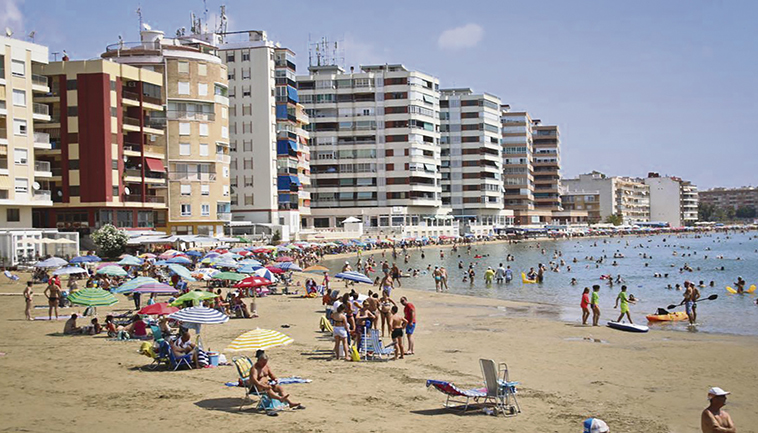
1,273 -> 756,433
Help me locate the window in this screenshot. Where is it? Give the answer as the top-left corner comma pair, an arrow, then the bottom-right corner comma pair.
197,63 -> 207,76
180,184 -> 191,196
179,143 -> 190,156
198,83 -> 208,96
222,166 -> 229,178
178,61 -> 189,73
13,149 -> 27,164
178,82 -> 190,95
226,53 -> 235,62
199,143 -> 209,156
223,185 -> 229,196
242,68 -> 251,79
242,51 -> 250,61
13,119 -> 27,136
66,80 -> 77,91
14,178 -> 28,194
11,60 -> 25,77
180,204 -> 191,216
201,204 -> 210,216
12,89 -> 26,106
222,107 -> 228,119
67,106 -> 78,117
6,208 -> 20,222
222,126 -> 228,139
179,122 -> 190,135
201,184 -> 209,195
198,123 -> 208,136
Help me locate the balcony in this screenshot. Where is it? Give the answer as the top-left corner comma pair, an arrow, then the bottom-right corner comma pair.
122,89 -> 140,103
31,74 -> 49,92
34,160 -> 52,177
166,111 -> 215,122
33,189 -> 52,202
33,103 -> 51,121
0,100 -> 6,116
124,194 -> 166,204
33,132 -> 51,149
168,172 -> 216,182
216,154 -> 231,164
217,212 -> 231,221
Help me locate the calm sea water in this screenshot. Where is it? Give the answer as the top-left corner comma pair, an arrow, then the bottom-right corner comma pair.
323,232 -> 758,336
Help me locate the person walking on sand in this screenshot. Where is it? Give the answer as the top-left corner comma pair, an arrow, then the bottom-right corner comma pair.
701,387 -> 735,432
24,281 -> 34,321
389,305 -> 408,360
581,287 -> 591,325
614,285 -> 636,324
591,285 -> 601,326
400,296 -> 416,355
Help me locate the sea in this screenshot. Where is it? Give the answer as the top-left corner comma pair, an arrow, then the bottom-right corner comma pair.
322,231 -> 758,336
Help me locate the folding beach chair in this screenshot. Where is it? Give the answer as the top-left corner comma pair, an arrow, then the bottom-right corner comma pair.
150,325 -> 164,344
425,380 -> 487,412
159,340 -> 193,371
479,358 -> 520,416
232,356 -> 285,414
363,328 -> 395,361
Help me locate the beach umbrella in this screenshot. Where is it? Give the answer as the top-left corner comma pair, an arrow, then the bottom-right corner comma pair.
212,259 -> 240,269
71,255 -> 100,264
251,247 -> 272,254
303,265 -> 329,273
184,251 -> 203,257
166,256 -> 192,265
158,250 -> 182,259
96,262 -> 119,270
132,282 -> 179,294
234,276 -> 274,289
237,250 -> 253,257
237,264 -> 262,274
52,266 -> 88,276
68,288 -> 118,307
117,256 -> 143,266
192,268 -> 220,280
112,277 -> 159,294
169,291 -> 220,306
253,268 -> 278,283
138,253 -> 156,259
275,256 -> 294,262
238,259 -> 262,266
225,328 -> 294,352
265,265 -> 286,275
96,265 -> 127,277
138,302 -> 179,316
212,271 -> 246,281
35,257 -> 68,268
334,271 -> 372,284
275,262 -> 302,272
168,306 -> 229,325
167,264 -> 196,281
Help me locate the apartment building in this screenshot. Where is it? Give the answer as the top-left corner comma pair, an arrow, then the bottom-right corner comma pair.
215,31 -> 310,241
643,173 -> 698,227
0,36 -> 52,227
563,172 -> 650,224
531,124 -> 562,211
32,59 -> 167,232
699,187 -> 758,211
297,64 -> 458,238
439,88 -> 511,235
102,29 -> 231,236
561,190 -> 601,223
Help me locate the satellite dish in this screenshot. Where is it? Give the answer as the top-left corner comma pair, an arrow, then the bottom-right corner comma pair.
5,27 -> 12,37
123,155 -> 128,163
142,23 -> 152,31
124,187 -> 131,195
32,182 -> 41,191
57,190 -> 63,197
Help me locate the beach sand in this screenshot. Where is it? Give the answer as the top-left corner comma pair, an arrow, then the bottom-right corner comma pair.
1,274 -> 756,433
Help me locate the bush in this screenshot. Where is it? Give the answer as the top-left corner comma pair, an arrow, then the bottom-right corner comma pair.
91,224 -> 129,258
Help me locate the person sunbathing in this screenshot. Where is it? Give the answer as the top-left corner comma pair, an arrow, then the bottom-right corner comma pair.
249,351 -> 304,410
122,315 -> 149,339
63,314 -> 82,334
172,329 -> 198,368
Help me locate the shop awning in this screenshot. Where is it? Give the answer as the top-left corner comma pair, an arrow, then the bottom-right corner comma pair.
145,158 -> 166,172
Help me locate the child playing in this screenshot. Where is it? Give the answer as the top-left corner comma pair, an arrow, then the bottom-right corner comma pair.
614,285 -> 636,324
581,287 -> 591,325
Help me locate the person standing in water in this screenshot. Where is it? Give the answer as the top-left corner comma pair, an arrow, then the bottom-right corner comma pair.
681,281 -> 700,325
614,285 -> 636,324
591,285 -> 601,326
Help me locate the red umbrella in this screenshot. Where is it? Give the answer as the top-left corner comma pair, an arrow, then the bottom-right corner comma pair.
234,276 -> 274,289
265,266 -> 286,274
252,248 -> 270,254
138,302 -> 180,316
275,256 -> 293,262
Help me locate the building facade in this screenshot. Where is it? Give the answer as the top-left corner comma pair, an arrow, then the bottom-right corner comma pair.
699,187 -> 758,211
439,88 -> 511,234
563,172 -> 650,224
561,190 -> 601,223
0,36 -> 52,228
102,29 -> 231,236
32,59 -> 167,232
297,64 -> 458,238
643,173 -> 698,227
215,31 -> 310,241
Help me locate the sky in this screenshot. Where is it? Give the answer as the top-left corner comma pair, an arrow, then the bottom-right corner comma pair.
4,0 -> 756,189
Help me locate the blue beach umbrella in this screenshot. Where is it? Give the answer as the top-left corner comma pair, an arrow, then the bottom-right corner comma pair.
35,257 -> 68,268
167,264 -> 196,281
275,262 -> 302,272
167,256 -> 193,265
334,271 -> 373,284
113,277 -> 160,294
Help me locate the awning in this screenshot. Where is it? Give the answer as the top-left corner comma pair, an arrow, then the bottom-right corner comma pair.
277,139 -> 297,155
145,158 -> 166,172
287,86 -> 299,103
424,163 -> 436,172
277,175 -> 301,190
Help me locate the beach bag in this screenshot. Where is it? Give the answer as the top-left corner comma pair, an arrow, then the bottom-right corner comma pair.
349,344 -> 361,362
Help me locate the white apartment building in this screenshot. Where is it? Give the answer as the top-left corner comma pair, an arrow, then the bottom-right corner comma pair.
644,173 -> 698,227
216,31 -> 310,241
440,88 -> 512,235
563,171 -> 650,224
297,64 -> 458,238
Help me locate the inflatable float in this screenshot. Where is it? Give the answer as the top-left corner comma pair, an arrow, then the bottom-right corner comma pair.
521,273 -> 537,284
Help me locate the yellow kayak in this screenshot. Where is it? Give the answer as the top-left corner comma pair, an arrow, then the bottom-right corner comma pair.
727,285 -> 757,294
646,311 -> 689,322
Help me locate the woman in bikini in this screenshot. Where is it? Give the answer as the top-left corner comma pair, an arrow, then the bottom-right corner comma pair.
331,305 -> 350,360
379,292 -> 396,337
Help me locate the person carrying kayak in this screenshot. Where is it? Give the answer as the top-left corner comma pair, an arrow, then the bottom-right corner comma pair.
614,285 -> 636,324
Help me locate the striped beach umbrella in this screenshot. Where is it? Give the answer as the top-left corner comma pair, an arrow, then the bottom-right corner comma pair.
212,271 -> 246,281
253,268 -> 278,283
52,266 -> 88,276
96,265 -> 127,277
68,288 -> 118,307
131,282 -> 179,294
303,265 -> 329,273
168,306 -> 229,325
275,262 -> 302,272
170,291 -> 219,306
112,277 -> 159,294
225,328 -> 294,352
275,256 -> 293,262
334,271 -> 372,284
167,264 -> 196,281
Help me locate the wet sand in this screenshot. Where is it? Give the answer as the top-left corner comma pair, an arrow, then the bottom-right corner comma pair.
1,273 -> 756,433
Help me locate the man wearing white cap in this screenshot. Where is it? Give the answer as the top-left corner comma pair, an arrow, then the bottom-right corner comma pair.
582,417 -> 609,433
701,387 -> 736,432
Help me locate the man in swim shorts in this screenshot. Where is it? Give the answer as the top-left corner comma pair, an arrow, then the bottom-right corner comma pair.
400,297 -> 416,355
681,281 -> 700,325
389,305 -> 407,360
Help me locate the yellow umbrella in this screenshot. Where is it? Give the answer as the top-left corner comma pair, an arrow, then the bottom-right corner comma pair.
225,328 -> 294,352
303,265 -> 329,273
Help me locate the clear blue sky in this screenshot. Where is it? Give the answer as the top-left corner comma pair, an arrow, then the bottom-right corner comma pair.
6,0 -> 756,189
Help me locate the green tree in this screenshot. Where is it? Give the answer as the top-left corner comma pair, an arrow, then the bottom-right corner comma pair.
91,224 -> 129,258
698,202 -> 716,221
605,213 -> 624,226
735,206 -> 756,219
271,230 -> 281,245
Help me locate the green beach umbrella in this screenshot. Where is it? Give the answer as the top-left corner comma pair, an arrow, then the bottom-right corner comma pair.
96,265 -> 127,277
169,290 -> 219,306
113,277 -> 159,294
68,288 -> 118,307
212,271 -> 246,281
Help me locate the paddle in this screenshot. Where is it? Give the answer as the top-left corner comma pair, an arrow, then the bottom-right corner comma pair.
666,294 -> 718,310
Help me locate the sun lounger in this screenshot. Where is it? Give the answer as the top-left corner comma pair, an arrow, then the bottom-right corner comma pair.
426,380 -> 487,411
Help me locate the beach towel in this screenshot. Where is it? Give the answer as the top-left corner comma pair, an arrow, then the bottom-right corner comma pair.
225,376 -> 312,387
3,270 -> 19,281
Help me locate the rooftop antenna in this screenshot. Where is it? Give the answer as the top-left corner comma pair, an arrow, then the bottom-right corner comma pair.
136,7 -> 143,32
216,5 -> 228,41
51,51 -> 60,61
203,0 -> 209,33
27,31 -> 35,42
5,27 -> 12,37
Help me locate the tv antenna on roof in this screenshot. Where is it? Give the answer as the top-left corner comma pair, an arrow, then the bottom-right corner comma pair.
136,6 -> 143,32
28,31 -> 36,42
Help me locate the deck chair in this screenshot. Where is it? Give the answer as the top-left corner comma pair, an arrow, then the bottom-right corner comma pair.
363,328 -> 395,361
139,341 -> 169,370
232,356 -> 286,414
426,380 -> 487,411
479,358 -> 520,416
319,315 -> 333,333
159,340 -> 193,371
150,325 -> 164,344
